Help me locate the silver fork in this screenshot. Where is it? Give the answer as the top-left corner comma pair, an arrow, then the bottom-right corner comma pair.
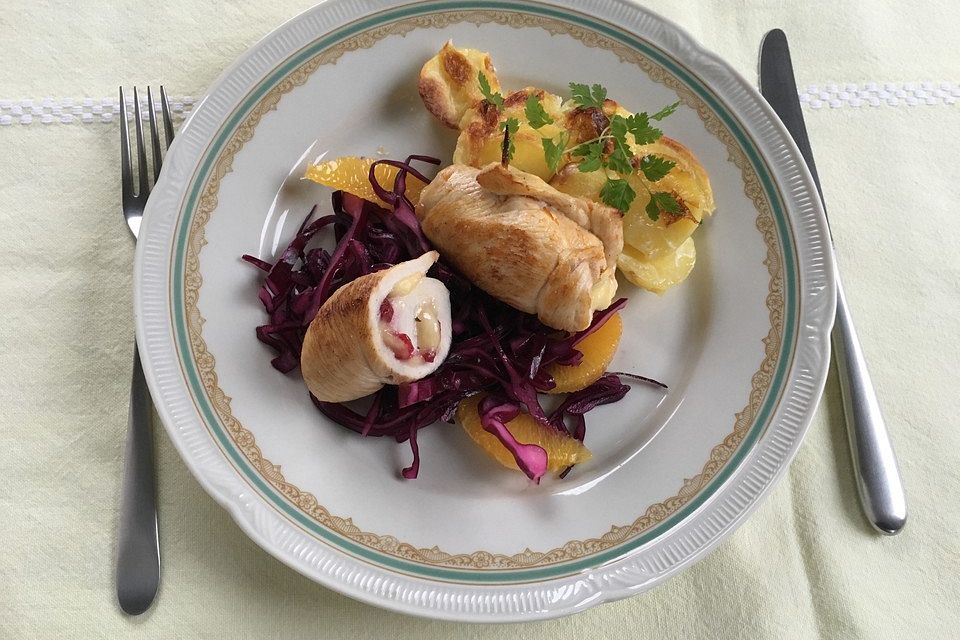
117,86 -> 174,615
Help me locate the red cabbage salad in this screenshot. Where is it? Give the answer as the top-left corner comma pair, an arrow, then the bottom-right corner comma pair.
242,155 -> 665,482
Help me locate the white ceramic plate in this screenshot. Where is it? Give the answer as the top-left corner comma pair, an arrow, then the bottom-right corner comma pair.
136,0 -> 835,622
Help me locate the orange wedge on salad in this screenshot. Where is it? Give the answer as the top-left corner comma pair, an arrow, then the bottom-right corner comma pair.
457,394 -> 592,473
545,312 -> 623,394
304,156 -> 427,208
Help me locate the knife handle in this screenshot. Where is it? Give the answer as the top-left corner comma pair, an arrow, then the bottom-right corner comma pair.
831,276 -> 907,534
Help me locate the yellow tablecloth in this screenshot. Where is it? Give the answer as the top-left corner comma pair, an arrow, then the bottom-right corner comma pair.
2,1 -> 958,637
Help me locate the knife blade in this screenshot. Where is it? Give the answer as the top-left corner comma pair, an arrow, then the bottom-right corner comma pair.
759,29 -> 907,535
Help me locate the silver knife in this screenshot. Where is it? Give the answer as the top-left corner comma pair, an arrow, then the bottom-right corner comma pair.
759,29 -> 907,535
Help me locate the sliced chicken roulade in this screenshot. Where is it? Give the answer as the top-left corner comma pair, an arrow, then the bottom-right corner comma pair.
416,163 -> 623,332
301,251 -> 452,402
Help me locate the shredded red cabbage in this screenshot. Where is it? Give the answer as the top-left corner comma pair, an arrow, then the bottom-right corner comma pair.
242,154 -> 665,481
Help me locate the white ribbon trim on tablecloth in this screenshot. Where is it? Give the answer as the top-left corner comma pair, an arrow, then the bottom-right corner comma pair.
0,81 -> 957,126
0,95 -> 197,126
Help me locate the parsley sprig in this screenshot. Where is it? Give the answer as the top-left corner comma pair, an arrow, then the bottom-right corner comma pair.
522,94 -> 570,173
478,71 -> 503,109
562,83 -> 683,216
541,132 -> 569,174
477,75 -> 684,219
568,122 -> 681,214
569,82 -> 608,108
524,94 -> 554,128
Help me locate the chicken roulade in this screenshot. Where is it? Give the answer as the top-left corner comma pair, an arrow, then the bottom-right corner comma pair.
301,251 -> 452,402
415,163 -> 623,332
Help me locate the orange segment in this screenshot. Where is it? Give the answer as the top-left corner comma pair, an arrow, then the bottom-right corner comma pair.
456,394 -> 592,473
304,156 -> 427,208
545,312 -> 623,394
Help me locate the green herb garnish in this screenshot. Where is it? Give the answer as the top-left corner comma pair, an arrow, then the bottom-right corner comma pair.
572,141 -> 603,173
639,155 -> 676,182
524,95 -> 554,129
565,84 -> 681,215
605,115 -> 634,175
645,191 -> 682,222
651,100 -> 680,121
542,132 -> 569,174
625,112 -> 662,145
569,82 -> 608,108
478,71 -> 504,109
478,76 -> 684,218
599,178 -> 636,212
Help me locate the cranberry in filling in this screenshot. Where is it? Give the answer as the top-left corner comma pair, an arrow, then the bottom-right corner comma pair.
382,329 -> 414,360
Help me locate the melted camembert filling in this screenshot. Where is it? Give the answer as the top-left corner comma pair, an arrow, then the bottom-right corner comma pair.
378,274 -> 441,363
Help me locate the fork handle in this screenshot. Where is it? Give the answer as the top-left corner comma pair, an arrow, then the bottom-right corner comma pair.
116,343 -> 160,614
832,276 -> 907,535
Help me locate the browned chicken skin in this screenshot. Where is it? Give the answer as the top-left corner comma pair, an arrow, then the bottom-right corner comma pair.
416,163 -> 623,332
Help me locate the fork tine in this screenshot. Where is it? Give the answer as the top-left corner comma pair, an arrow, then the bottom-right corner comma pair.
159,86 -> 175,149
147,88 -> 163,183
132,87 -> 149,196
120,87 -> 134,205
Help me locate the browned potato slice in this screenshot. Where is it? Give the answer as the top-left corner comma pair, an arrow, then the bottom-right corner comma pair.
622,177 -> 700,260
453,88 -> 565,181
418,41 -> 500,129
549,162 -> 607,200
552,133 -> 714,262
617,238 -> 697,293
621,135 -> 713,259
